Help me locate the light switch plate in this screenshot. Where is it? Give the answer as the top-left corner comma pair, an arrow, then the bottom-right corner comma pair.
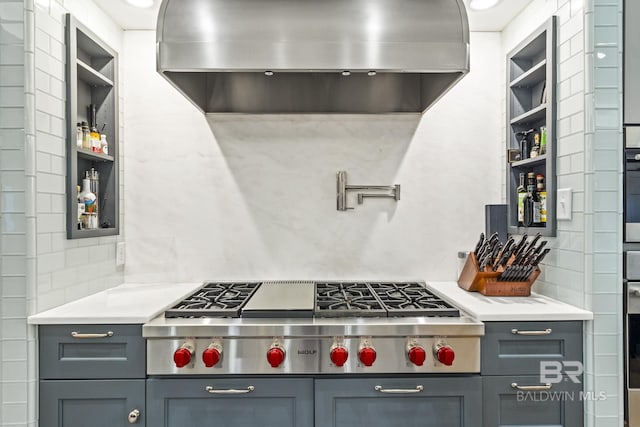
557,188 -> 572,220
116,242 -> 125,266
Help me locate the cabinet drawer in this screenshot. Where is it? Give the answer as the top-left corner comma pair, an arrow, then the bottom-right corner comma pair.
39,324 -> 145,379
146,377 -> 313,427
482,321 -> 582,375
315,376 -> 482,427
483,375 -> 583,427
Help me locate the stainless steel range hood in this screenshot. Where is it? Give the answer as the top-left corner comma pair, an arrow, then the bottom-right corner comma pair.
156,0 -> 470,114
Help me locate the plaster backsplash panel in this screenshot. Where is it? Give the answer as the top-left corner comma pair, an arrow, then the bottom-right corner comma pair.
123,31 -> 502,283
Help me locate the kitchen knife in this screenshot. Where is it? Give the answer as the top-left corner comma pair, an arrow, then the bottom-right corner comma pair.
473,233 -> 485,255
512,234 -> 529,259
522,233 -> 542,256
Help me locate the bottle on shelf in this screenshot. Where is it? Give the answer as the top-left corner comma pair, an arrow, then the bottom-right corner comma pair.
77,185 -> 85,230
523,172 -> 541,227
530,131 -> 540,158
78,177 -> 97,229
517,172 -> 526,227
81,122 -> 91,150
100,134 -> 109,155
517,129 -> 535,161
76,123 -> 82,149
539,126 -> 547,155
537,173 -> 547,224
89,104 -> 101,153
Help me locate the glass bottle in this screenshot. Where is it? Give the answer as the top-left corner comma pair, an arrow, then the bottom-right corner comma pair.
81,122 -> 91,150
78,178 -> 97,229
517,172 -> 526,227
537,173 -> 547,225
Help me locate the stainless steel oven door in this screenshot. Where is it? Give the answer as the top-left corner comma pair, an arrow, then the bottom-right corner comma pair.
625,129 -> 640,242
628,282 -> 640,426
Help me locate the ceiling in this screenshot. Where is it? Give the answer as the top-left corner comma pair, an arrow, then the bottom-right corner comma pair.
94,0 -> 533,32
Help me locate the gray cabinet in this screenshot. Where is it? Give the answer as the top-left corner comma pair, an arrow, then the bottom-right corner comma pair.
146,377 -> 314,427
39,324 -> 145,379
315,376 -> 482,427
38,324 -> 146,427
506,16 -> 557,236
625,0 -> 640,124
482,321 -> 584,427
65,13 -> 119,238
483,376 -> 583,427
40,380 -> 145,427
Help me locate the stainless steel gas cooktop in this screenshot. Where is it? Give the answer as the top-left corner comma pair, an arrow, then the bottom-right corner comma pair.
144,280 -> 483,376
164,280 -> 460,319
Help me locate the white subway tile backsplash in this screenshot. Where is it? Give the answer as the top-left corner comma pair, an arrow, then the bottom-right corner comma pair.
559,14 -> 583,43
35,212 -> 64,234
0,2 -> 25,21
570,111 -> 585,133
34,68 -> 49,92
594,5 -> 619,26
594,66 -> 618,88
592,149 -> 620,171
0,65 -> 24,86
36,171 -> 64,194
557,132 -> 585,156
35,89 -> 63,118
592,191 -> 618,212
559,53 -> 584,81
35,131 -> 63,156
594,108 -> 619,129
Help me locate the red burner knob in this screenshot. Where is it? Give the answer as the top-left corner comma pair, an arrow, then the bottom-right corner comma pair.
358,346 -> 377,367
173,347 -> 192,368
202,347 -> 221,367
435,345 -> 455,366
408,346 -> 426,366
267,347 -> 285,368
330,346 -> 349,367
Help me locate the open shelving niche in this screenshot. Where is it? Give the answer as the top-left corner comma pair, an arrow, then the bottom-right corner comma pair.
506,16 -> 557,237
65,14 -> 119,239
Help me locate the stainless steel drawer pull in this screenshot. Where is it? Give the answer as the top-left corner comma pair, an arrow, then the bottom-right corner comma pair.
374,385 -> 424,394
128,409 -> 140,424
511,382 -> 552,391
70,331 -> 114,339
631,289 -> 640,297
511,328 -> 552,336
205,385 -> 255,394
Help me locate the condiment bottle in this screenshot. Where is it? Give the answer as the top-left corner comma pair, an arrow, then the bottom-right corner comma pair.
100,134 -> 109,155
81,122 -> 91,150
76,123 -> 82,149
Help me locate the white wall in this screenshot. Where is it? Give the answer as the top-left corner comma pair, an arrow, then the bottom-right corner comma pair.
0,1 -> 125,425
122,31 -> 503,283
34,0 -> 125,312
502,0 -> 624,426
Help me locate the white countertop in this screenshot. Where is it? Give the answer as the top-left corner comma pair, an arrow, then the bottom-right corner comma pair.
426,281 -> 593,321
27,280 -> 593,324
28,282 -> 203,324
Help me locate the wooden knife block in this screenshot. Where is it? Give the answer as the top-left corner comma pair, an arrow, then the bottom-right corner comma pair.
457,253 -> 540,297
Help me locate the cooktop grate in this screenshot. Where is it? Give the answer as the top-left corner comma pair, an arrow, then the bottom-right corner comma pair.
369,282 -> 460,317
164,282 -> 261,318
314,282 -> 387,317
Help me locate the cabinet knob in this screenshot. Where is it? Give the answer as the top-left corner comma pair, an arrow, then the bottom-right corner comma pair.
128,409 -> 140,424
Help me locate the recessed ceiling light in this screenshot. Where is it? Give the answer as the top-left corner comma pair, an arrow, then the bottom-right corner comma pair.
469,0 -> 501,11
125,0 -> 154,8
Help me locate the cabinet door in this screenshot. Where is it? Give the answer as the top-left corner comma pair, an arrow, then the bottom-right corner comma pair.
483,375 -> 583,427
146,377 -> 313,427
40,380 -> 145,427
315,376 -> 481,427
